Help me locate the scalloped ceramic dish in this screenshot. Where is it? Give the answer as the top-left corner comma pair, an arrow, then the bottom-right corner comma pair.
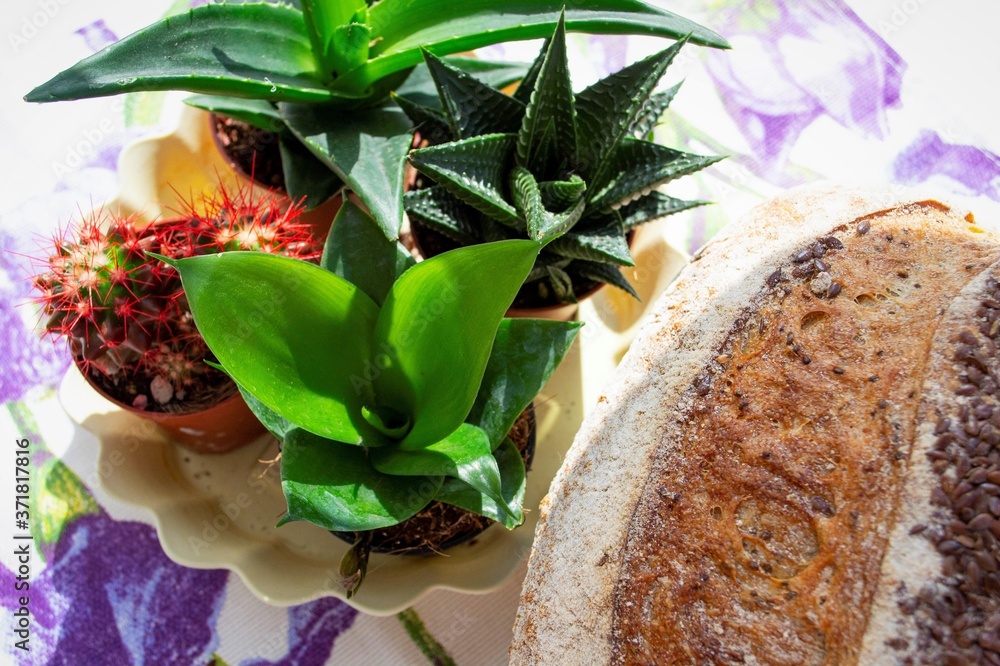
59,105 -> 688,614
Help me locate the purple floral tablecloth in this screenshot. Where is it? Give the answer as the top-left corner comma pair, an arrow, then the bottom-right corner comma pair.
2,1 -> 999,663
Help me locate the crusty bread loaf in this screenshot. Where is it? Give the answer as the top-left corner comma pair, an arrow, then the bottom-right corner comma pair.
511,185 -> 1000,665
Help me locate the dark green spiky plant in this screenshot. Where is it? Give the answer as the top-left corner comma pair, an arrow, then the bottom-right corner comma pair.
401,18 -> 723,305
25,0 -> 728,236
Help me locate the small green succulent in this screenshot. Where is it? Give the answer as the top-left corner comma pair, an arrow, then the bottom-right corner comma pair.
25,0 -> 728,237
161,201 -> 580,594
401,18 -> 723,305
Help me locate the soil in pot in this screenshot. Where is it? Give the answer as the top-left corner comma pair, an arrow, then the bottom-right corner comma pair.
83,361 -> 237,415
333,405 -> 537,556
79,360 -> 265,454
212,115 -> 285,190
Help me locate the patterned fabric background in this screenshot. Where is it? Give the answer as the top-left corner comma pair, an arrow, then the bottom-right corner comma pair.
1,1 -> 998,663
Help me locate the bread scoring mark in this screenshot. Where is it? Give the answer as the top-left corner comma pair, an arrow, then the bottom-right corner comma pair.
897,274 -> 1000,663
610,206 -> 997,666
737,497 -> 820,579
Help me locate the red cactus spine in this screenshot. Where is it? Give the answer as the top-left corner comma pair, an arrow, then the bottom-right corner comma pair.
34,184 -> 318,411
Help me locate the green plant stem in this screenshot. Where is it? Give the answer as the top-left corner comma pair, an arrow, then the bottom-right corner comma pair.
396,608 -> 456,666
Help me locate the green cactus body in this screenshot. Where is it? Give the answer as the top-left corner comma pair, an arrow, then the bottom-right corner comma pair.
33,185 -> 317,410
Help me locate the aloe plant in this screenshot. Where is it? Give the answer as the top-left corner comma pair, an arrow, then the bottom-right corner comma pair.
402,19 -> 724,305
25,0 -> 728,236
160,201 -> 580,593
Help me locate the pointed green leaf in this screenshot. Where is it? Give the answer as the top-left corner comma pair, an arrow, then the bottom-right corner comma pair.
551,199 -> 587,240
238,385 -> 294,440
281,102 -> 414,239
301,0 -> 368,81
588,138 -> 723,212
184,95 -> 284,133
575,38 -> 687,181
26,4 -> 341,104
539,175 -> 586,210
435,437 -> 527,529
404,186 -> 482,244
512,167 -> 586,241
330,22 -> 372,79
281,428 -> 441,531
571,259 -> 638,298
467,318 -> 582,449
321,201 -> 415,305
529,119 -> 560,178
511,166 -> 547,240
546,265 -> 577,303
170,253 -> 380,443
423,51 -> 526,139
481,217 -> 519,243
374,240 -> 541,449
525,254 -> 572,283
617,191 -> 708,231
547,216 -> 633,265
371,423 -> 518,521
395,56 -> 533,109
337,0 -> 729,94
408,134 -> 521,227
391,93 -> 452,146
516,17 -> 576,170
512,38 -> 549,106
630,82 -> 682,138
278,137 -> 344,208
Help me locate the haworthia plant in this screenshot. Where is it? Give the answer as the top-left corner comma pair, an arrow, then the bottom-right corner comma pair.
26,0 -> 728,236
160,202 -> 580,580
402,17 -> 724,305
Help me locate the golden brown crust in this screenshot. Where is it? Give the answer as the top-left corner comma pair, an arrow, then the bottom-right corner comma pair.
510,185 -> 1000,665
611,206 -> 999,664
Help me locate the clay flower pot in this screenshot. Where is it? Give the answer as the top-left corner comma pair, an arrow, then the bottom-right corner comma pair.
208,113 -> 343,242
73,360 -> 264,454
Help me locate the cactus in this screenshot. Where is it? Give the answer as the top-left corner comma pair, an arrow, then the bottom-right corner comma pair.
33,185 -> 318,410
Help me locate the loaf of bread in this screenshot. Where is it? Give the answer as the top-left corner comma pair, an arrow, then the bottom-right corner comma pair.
511,185 -> 1000,665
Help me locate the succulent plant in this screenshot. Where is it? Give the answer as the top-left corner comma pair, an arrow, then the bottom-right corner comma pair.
33,185 -> 317,410
401,18 -> 724,305
25,0 -> 728,236
163,200 -> 580,593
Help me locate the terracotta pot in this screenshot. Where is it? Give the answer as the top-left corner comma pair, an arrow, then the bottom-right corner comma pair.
76,361 -> 265,454
505,283 -> 604,322
297,192 -> 342,242
208,113 -> 343,242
